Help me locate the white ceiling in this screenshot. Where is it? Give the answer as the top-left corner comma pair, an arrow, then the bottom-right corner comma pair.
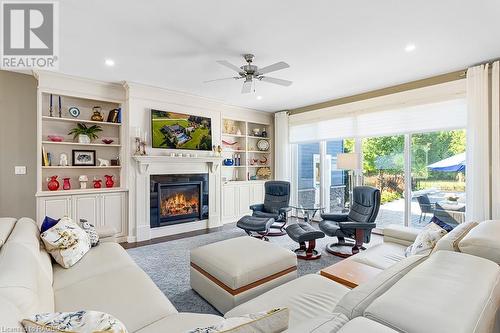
59,0 -> 500,112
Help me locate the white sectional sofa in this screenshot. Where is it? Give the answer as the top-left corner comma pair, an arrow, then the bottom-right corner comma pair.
1,217 -> 499,332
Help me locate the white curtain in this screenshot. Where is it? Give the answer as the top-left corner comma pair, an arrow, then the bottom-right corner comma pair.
466,64 -> 491,221
491,62 -> 500,219
274,111 -> 291,181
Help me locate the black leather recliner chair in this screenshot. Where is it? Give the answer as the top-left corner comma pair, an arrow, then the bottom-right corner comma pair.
319,186 -> 381,257
250,181 -> 291,236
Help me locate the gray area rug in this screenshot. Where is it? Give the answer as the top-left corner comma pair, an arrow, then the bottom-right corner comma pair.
127,223 -> 343,315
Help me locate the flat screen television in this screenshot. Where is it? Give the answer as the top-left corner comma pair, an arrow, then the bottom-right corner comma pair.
151,109 -> 212,151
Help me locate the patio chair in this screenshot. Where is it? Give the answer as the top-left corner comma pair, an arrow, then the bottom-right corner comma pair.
416,194 -> 435,223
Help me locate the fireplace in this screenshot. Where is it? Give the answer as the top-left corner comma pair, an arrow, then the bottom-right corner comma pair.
150,174 -> 209,228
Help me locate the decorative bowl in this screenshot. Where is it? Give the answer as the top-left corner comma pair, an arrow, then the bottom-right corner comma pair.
48,135 -> 64,142
102,139 -> 114,144
223,159 -> 234,166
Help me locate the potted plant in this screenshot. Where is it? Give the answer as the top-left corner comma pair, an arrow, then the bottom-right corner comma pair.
68,123 -> 103,144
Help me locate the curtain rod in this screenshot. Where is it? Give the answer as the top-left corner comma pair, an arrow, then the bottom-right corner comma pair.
288,69 -> 467,115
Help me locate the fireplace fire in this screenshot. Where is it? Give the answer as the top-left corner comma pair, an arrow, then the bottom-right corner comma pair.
150,174 -> 209,228
161,192 -> 199,217
157,181 -> 203,224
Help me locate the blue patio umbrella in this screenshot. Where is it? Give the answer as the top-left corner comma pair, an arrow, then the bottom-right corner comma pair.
427,152 -> 466,172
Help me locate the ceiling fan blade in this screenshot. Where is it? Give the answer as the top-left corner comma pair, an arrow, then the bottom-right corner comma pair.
257,61 -> 289,75
260,76 -> 293,87
203,77 -> 239,83
241,80 -> 252,94
216,60 -> 243,73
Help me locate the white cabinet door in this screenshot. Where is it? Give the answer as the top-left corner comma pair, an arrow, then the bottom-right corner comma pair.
101,192 -> 126,236
38,196 -> 71,223
250,183 -> 265,206
222,186 -> 237,219
238,185 -> 251,215
73,194 -> 100,226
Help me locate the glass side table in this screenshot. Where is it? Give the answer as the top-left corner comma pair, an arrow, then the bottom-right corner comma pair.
291,205 -> 325,223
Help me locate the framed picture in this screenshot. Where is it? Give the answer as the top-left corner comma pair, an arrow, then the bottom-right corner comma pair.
72,150 -> 96,166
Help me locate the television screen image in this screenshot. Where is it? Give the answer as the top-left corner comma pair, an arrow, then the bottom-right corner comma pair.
151,109 -> 212,150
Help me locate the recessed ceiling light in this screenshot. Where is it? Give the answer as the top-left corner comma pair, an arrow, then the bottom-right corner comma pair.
256,96 -> 263,100
105,59 -> 115,66
405,43 -> 416,52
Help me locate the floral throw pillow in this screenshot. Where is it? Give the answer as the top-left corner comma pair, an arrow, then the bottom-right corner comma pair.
405,222 -> 448,257
40,216 -> 91,268
22,310 -> 127,333
187,308 -> 289,333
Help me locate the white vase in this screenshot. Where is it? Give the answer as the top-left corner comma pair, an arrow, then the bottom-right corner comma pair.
78,134 -> 91,144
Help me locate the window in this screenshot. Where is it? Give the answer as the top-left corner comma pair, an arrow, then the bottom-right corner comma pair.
297,143 -> 321,209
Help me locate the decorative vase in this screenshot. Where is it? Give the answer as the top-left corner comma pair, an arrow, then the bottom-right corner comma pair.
104,175 -> 114,188
47,176 -> 59,191
93,179 -> 102,188
63,178 -> 71,190
78,134 -> 91,144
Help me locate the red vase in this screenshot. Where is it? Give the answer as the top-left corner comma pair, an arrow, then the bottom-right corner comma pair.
93,179 -> 102,188
47,176 -> 59,191
63,178 -> 71,190
104,175 -> 114,188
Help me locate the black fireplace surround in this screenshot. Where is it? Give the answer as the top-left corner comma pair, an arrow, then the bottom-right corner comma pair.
150,174 -> 209,228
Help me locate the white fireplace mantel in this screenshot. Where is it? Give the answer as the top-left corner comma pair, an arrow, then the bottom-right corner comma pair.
132,155 -> 223,174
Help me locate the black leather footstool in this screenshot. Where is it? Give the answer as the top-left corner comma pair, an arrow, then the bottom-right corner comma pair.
237,215 -> 275,241
286,223 -> 325,260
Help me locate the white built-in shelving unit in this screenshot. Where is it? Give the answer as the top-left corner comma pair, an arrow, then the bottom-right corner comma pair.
221,118 -> 273,182
35,73 -> 129,241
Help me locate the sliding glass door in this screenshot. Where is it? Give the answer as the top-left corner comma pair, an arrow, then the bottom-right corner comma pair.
410,130 -> 466,228
362,135 -> 405,227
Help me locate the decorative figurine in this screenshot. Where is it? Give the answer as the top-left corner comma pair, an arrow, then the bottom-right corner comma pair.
62,178 -> 71,190
90,106 -> 104,122
262,127 -> 267,138
59,153 -> 69,166
78,175 -> 88,189
98,158 -> 110,167
47,176 -> 59,191
104,175 -> 114,188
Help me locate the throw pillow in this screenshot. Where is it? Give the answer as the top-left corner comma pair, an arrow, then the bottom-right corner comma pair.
405,222 -> 448,257
458,220 -> 500,264
41,216 -> 60,233
40,216 -> 91,268
432,221 -> 478,253
187,308 -> 289,333
79,219 -> 99,247
429,216 -> 454,232
22,310 -> 127,332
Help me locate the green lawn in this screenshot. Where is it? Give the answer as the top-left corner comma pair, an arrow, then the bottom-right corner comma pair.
152,118 -> 210,149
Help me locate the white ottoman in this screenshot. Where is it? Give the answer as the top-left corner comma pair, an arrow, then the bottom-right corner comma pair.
190,236 -> 297,314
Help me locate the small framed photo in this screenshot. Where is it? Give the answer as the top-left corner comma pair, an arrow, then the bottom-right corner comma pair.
72,150 -> 96,166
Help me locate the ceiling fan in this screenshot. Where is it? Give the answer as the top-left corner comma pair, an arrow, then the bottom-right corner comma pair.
204,54 -> 292,93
